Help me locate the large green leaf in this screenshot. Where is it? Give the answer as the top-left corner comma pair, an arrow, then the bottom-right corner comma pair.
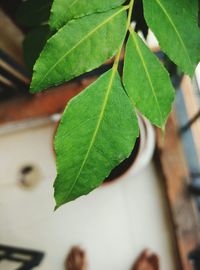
123,30 -> 175,128
30,7 -> 127,93
16,0 -> 52,27
50,0 -> 126,30
143,0 -> 200,76
54,69 -> 139,208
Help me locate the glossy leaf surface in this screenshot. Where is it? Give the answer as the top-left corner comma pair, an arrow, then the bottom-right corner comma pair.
30,7 -> 127,93
123,30 -> 175,128
54,70 -> 139,208
143,0 -> 200,76
50,0 -> 126,30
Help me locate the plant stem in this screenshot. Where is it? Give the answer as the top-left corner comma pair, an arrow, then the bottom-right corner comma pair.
127,0 -> 135,30
113,0 -> 135,70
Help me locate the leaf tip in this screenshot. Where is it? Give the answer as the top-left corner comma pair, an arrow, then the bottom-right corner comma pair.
161,123 -> 166,133
54,204 -> 60,211
29,79 -> 42,94
29,79 -> 37,94
29,86 -> 36,94
54,193 -> 64,211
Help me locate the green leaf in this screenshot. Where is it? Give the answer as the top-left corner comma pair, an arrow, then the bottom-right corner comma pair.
123,30 -> 175,128
50,0 -> 126,30
54,69 -> 139,208
30,7 -> 127,93
23,26 -> 51,70
16,0 -> 52,27
143,0 -> 200,76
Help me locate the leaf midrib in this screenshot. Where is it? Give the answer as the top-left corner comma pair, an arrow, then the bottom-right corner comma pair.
154,0 -> 192,69
129,29 -> 163,126
32,6 -> 125,90
65,69 -> 117,201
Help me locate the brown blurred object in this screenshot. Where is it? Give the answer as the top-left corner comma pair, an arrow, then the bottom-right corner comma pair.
65,247 -> 159,270
65,246 -> 88,270
132,250 -> 159,270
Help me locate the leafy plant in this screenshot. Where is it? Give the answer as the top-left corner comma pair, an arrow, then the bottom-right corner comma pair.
17,0 -> 200,208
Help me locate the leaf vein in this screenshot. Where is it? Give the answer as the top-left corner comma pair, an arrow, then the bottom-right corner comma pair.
154,0 -> 192,68
129,28 -> 163,125
65,68 -> 117,200
33,7 -> 126,90
69,0 -> 79,9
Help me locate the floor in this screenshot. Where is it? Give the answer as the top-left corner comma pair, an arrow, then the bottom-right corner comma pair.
0,123 -> 176,270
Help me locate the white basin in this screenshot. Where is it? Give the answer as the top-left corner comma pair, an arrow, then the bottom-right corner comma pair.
0,123 -> 176,270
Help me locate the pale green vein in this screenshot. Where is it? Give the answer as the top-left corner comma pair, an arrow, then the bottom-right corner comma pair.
33,6 -> 126,90
129,27 -> 163,125
69,0 -> 79,9
155,0 -> 192,68
64,65 -> 119,200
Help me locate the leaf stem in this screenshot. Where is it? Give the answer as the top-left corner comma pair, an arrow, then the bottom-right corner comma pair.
113,0 -> 135,71
127,0 -> 135,30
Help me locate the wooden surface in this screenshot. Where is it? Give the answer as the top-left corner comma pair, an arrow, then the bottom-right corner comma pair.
156,112 -> 200,270
0,79 -> 94,124
0,8 -> 24,66
181,76 -> 200,164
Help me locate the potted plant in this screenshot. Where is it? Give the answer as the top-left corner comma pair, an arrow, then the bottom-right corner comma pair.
14,0 -> 200,209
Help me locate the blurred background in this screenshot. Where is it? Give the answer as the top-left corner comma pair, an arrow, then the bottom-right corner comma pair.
0,1 -> 200,270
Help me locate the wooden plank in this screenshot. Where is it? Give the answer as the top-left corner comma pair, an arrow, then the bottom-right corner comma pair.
181,76 -> 200,165
156,112 -> 200,270
0,8 -> 24,66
